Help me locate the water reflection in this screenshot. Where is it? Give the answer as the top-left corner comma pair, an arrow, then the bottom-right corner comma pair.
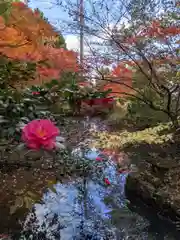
15,147 -> 180,239
20,148 -> 131,239
22,177 -> 135,239
27,181 -> 115,239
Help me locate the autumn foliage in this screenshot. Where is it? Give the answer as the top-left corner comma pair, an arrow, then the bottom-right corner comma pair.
0,2 -> 78,87
103,63 -> 133,98
124,19 -> 180,45
102,11 -> 180,98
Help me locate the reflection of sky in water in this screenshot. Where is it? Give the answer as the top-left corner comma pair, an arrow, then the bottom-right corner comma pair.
82,117 -> 109,132
23,148 -> 129,239
84,148 -> 100,160
21,149 -> 178,238
25,176 -> 128,239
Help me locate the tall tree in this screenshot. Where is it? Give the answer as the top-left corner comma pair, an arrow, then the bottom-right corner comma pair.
0,1 -> 78,87
58,0 -> 180,127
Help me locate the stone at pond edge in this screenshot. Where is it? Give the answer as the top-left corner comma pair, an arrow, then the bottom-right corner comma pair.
16,143 -> 25,151
125,164 -> 180,227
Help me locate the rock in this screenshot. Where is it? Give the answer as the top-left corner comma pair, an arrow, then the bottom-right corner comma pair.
146,156 -> 180,170
114,152 -> 131,170
125,159 -> 180,227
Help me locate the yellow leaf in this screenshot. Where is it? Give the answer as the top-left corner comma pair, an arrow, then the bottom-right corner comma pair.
24,196 -> 34,210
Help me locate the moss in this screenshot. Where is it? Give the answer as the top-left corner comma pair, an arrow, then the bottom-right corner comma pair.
93,122 -> 174,150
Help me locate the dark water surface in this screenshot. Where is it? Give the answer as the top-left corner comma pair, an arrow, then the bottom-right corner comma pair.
1,118 -> 180,239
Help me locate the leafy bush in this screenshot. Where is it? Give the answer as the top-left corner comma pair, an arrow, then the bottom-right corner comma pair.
94,122 -> 174,150
0,70 -> 114,141
126,95 -> 169,128
107,98 -> 129,124
0,87 -> 57,141
0,56 -> 36,89
107,95 -> 170,129
47,73 -> 113,114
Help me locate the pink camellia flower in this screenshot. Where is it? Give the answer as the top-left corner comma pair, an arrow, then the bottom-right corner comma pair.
22,119 -> 60,150
32,91 -> 40,95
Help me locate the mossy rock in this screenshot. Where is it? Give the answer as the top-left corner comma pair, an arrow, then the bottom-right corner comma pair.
146,156 -> 180,171
125,161 -> 180,227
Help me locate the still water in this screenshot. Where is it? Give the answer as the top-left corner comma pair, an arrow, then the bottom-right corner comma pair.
15,148 -> 180,240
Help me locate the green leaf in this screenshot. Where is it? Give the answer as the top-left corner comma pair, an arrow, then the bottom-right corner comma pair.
8,127 -> 15,136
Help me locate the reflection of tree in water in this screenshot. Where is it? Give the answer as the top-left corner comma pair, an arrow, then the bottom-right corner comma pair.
14,146 -> 130,239
17,178 -> 117,240
18,210 -> 61,239
74,178 -> 116,240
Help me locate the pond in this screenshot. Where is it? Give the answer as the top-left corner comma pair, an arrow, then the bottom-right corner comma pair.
0,117 -> 180,239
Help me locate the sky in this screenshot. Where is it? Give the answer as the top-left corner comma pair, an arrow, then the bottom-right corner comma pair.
27,0 -> 127,55
27,0 -> 134,58
28,0 -> 80,51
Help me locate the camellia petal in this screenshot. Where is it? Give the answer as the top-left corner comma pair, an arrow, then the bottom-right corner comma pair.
42,140 -> 55,150
27,141 -> 41,150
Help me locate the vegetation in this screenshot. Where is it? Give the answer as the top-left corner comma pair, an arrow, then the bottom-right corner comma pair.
60,0 -> 180,128
0,0 -> 179,237
94,122 -> 174,150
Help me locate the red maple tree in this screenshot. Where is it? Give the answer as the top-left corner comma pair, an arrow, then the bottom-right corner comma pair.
0,2 -> 78,87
